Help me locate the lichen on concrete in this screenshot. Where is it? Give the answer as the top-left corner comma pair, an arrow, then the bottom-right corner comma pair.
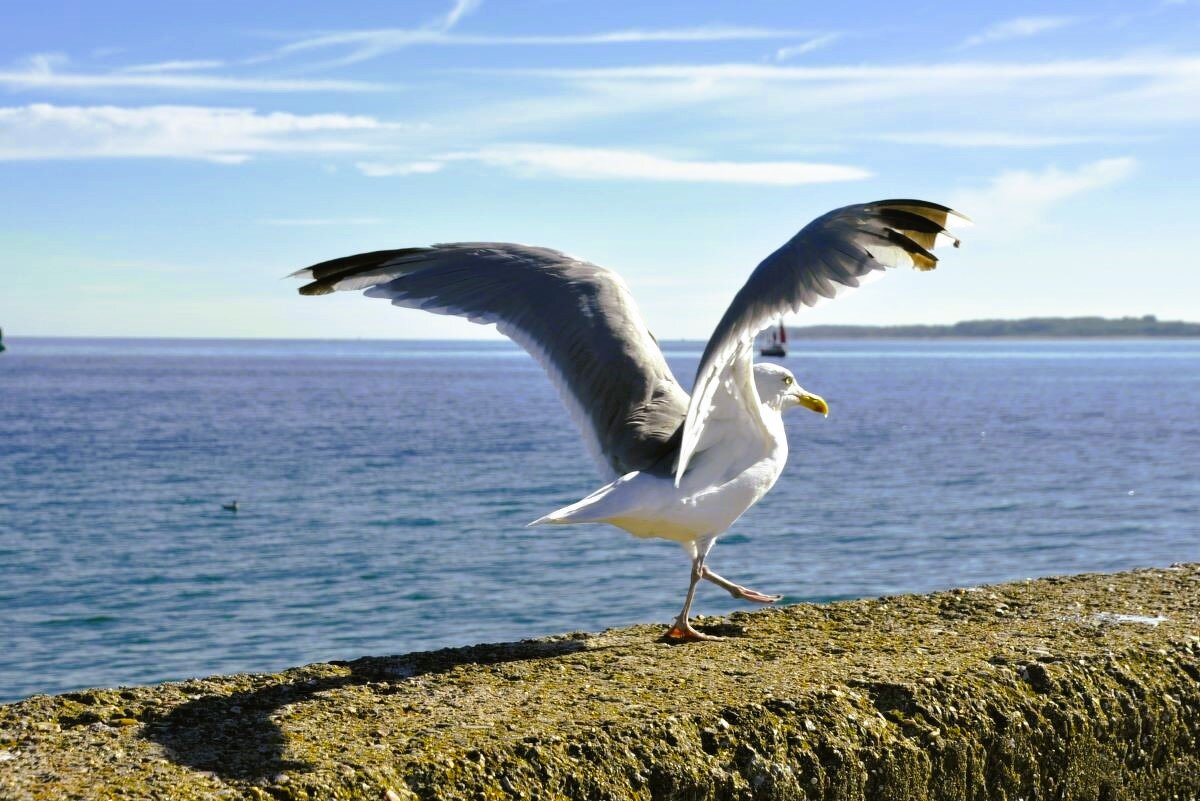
2,564 -> 1199,800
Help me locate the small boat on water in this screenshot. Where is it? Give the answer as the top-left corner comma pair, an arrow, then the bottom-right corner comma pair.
758,320 -> 787,357
0,327 -> 6,354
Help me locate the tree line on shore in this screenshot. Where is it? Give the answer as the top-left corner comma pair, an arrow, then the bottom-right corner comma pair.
789,315 -> 1200,338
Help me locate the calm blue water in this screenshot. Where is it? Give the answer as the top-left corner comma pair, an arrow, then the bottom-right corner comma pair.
2,337 -> 1198,702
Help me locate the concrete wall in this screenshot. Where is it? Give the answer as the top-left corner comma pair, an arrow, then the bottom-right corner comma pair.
2,564 -> 1199,800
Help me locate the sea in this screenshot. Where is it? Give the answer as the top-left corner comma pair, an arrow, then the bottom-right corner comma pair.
2,337 -> 1198,703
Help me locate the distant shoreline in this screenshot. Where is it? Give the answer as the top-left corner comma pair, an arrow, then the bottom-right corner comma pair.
787,315 -> 1200,339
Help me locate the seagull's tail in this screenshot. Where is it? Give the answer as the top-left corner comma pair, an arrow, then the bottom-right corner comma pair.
526,476 -> 632,527
527,492 -> 611,528
527,507 -> 585,527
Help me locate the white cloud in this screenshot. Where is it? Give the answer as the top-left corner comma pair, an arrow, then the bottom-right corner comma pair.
960,16 -> 1077,48
515,56 -> 1200,84
436,0 -> 482,31
264,25 -> 818,66
18,52 -> 71,72
774,34 -> 840,62
0,59 -> 383,92
119,59 -> 226,73
260,217 -> 386,226
263,0 -> 484,66
952,157 -> 1135,236
1056,69 -> 1200,124
0,104 -> 390,162
489,26 -> 813,45
355,160 -> 445,177
875,131 -> 1113,147
490,55 -> 1200,135
357,144 -> 871,185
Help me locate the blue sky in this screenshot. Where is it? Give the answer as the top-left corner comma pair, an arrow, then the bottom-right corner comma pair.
2,0 -> 1199,339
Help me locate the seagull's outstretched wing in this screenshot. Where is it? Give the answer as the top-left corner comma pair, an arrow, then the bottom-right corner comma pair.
675,199 -> 970,485
293,243 -> 689,480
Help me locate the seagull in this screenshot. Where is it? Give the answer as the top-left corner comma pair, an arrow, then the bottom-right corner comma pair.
292,199 -> 968,641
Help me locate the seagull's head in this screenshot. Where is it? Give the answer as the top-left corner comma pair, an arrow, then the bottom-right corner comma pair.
753,363 -> 829,417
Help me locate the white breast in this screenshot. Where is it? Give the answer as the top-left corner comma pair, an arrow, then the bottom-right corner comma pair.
598,406 -> 789,544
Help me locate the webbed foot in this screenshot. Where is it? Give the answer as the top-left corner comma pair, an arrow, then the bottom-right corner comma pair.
663,620 -> 725,642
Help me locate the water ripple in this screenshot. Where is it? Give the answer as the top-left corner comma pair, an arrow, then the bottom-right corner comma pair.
1,337 -> 1198,701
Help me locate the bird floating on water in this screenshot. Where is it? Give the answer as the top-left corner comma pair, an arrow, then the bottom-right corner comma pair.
292,199 -> 969,641
222,501 -> 239,513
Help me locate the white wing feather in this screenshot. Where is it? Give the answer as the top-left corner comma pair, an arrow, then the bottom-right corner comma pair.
675,199 -> 970,486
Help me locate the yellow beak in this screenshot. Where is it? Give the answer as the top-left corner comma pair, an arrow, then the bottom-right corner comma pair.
797,392 -> 829,417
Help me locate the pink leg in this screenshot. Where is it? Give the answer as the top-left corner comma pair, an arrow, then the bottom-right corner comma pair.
664,550 -> 724,642
701,567 -> 782,604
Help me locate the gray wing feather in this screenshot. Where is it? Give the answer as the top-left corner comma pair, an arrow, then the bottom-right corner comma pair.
675,199 -> 970,485
292,244 -> 688,480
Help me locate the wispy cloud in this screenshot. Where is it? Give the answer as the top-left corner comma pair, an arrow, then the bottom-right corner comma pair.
359,144 -> 870,185
0,61 -> 384,92
119,59 -> 226,73
264,25 -> 818,66
261,0 -> 485,66
774,34 -> 840,62
436,0 -> 481,31
0,53 -> 384,92
355,160 -> 445,177
959,16 -> 1077,49
0,104 -> 392,162
952,157 -> 1135,236
260,217 -> 386,226
875,131 -> 1114,147
488,55 -> 1200,134
512,56 -> 1200,83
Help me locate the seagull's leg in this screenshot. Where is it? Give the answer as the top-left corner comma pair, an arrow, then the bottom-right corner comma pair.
701,567 -> 782,604
664,556 -> 711,641
665,540 -> 722,641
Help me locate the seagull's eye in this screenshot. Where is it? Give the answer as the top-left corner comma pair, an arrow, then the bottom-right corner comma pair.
782,376 -> 793,386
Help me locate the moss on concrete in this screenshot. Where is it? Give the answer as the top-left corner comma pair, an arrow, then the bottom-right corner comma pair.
3,564 -> 1199,800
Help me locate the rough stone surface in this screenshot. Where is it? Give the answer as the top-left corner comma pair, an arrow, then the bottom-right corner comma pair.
3,564 -> 1199,800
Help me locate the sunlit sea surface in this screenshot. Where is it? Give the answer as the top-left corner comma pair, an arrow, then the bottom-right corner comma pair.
2,337 -> 1198,702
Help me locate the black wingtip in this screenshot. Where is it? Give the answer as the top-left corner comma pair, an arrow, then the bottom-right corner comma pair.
292,247 -> 435,297
872,199 -> 972,227
884,228 -> 939,271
